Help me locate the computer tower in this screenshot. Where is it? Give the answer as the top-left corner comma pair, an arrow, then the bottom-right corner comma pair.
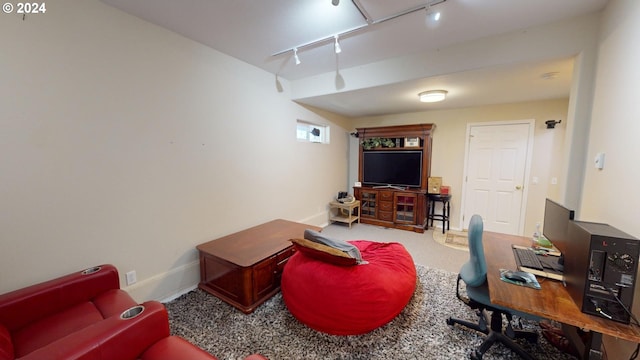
565,221 -> 639,324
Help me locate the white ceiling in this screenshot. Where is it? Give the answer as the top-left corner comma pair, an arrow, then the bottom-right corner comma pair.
99,0 -> 608,117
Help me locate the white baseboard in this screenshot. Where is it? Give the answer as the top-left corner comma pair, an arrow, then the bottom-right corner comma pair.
123,260 -> 200,303
298,211 -> 329,228
125,213 -> 331,304
159,284 -> 198,303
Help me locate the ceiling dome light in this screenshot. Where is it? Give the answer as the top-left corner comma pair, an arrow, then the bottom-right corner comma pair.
419,90 -> 448,103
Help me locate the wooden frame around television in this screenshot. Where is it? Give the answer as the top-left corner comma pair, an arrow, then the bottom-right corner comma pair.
354,124 -> 435,233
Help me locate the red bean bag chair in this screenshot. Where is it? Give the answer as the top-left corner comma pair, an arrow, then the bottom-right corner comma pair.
281,240 -> 416,335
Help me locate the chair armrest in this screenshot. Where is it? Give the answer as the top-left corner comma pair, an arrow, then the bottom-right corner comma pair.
0,265 -> 120,331
19,301 -> 169,360
140,336 -> 218,360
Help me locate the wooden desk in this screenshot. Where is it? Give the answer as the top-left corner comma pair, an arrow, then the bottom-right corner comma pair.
197,219 -> 321,314
483,231 -> 640,359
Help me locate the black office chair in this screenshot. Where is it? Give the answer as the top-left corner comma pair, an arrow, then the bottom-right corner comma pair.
446,214 -> 538,360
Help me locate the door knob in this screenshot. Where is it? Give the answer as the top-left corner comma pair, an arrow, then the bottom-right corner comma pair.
515,185 -> 522,190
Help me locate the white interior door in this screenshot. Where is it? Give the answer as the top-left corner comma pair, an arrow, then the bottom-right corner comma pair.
462,121 -> 533,235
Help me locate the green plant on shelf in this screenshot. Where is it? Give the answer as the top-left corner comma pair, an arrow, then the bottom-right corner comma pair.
361,137 -> 396,150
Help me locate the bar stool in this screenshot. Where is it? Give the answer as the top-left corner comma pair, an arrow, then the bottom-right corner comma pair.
427,193 -> 451,234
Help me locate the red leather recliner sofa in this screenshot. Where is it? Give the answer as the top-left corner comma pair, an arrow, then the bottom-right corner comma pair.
0,265 -> 267,360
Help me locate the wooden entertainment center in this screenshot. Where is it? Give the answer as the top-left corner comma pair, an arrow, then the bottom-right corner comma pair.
353,124 -> 434,233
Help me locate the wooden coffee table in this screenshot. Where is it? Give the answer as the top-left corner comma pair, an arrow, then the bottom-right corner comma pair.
197,219 -> 321,313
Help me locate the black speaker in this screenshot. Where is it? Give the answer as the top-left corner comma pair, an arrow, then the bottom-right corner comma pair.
565,221 -> 639,324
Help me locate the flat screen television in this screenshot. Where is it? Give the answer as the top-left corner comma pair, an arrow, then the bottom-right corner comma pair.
542,198 -> 575,254
362,151 -> 422,188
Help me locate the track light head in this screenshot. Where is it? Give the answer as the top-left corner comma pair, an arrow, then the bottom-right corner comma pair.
332,0 -> 339,6
293,48 -> 301,65
425,4 -> 442,27
334,35 -> 342,54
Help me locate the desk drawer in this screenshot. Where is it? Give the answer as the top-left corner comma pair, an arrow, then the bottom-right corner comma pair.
276,246 -> 295,263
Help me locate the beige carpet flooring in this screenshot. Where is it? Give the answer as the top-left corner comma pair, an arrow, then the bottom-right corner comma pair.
321,222 -> 468,274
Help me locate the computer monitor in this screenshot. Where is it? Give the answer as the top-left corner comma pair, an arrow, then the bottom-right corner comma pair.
542,198 -> 575,254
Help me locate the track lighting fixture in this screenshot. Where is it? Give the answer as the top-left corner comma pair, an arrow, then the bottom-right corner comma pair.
334,35 -> 342,54
273,0 -> 447,63
294,48 -> 300,65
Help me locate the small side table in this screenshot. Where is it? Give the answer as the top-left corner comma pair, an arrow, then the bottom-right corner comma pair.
427,194 -> 451,234
329,200 -> 360,228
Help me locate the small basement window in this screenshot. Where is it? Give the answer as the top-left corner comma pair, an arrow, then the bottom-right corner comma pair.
297,120 -> 330,144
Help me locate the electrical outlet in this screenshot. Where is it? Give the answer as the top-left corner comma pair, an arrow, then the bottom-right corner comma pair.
125,270 -> 137,286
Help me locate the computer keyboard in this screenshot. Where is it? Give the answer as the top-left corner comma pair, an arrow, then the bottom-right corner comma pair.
513,247 -> 544,270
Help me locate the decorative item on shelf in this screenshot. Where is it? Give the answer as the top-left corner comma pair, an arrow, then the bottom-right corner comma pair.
404,137 -> 420,148
361,137 -> 396,150
361,137 -> 380,150
381,138 -> 395,148
440,186 -> 450,195
427,177 -> 442,194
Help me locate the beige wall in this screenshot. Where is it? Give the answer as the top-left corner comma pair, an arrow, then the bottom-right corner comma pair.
350,99 -> 570,237
580,0 -> 640,231
0,0 -> 351,301
579,0 -> 640,357
3,0 -> 639,355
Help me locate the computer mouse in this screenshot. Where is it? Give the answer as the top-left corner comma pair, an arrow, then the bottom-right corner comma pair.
504,271 -> 528,283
